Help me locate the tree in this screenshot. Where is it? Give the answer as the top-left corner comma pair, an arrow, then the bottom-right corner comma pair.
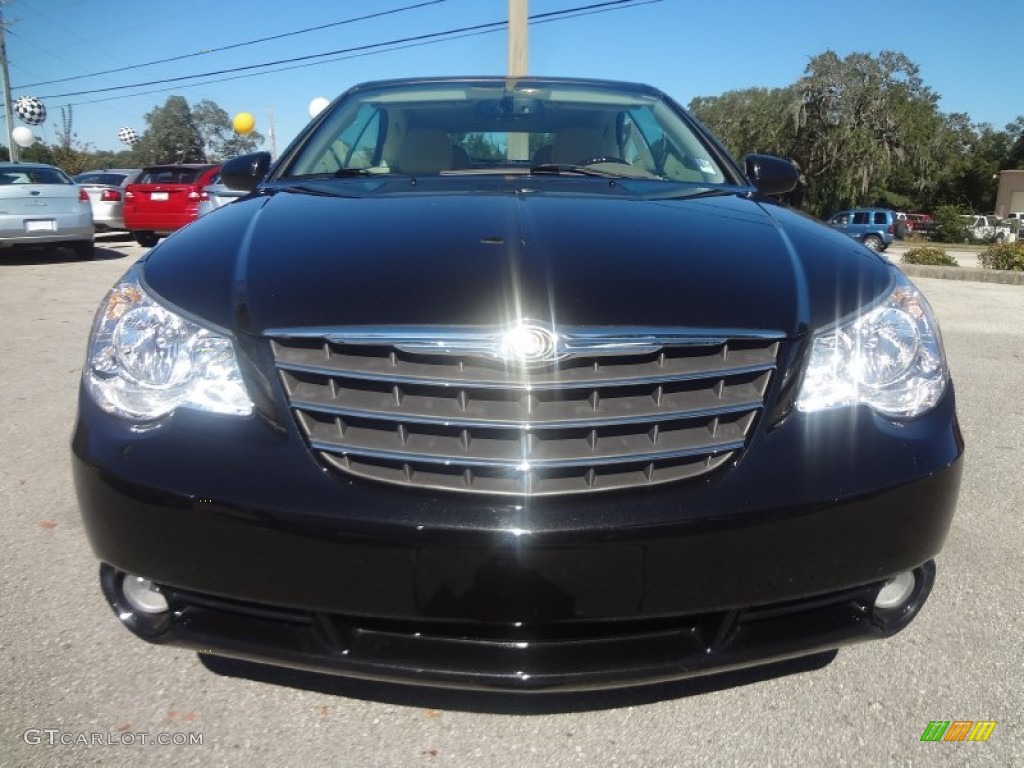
18,143 -> 56,165
133,95 -> 207,165
451,132 -> 504,161
1002,115 -> 1024,170
688,86 -> 800,160
56,105 -> 73,150
789,50 -> 944,215
926,114 -> 1014,212
191,99 -> 265,161
689,50 -> 970,217
931,204 -> 970,243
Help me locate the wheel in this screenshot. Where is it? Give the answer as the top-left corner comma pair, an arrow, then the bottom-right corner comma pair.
863,235 -> 882,251
72,240 -> 95,260
133,231 -> 160,247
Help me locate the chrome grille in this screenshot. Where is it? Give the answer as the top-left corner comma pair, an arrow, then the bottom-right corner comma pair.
271,327 -> 781,496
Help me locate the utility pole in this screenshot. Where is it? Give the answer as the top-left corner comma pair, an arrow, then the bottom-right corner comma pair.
507,0 -> 528,161
0,2 -> 18,162
507,0 -> 527,78
267,105 -> 277,158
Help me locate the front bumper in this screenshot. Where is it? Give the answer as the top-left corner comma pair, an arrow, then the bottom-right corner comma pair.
73,382 -> 962,690
100,560 -> 935,691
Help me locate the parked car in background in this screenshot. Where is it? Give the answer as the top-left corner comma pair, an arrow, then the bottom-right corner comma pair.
74,169 -> 141,232
196,173 -> 248,217
75,76 -> 962,692
0,162 -> 94,259
905,212 -> 935,236
123,164 -> 220,247
961,214 -> 1010,242
826,208 -> 898,250
1006,212 -> 1024,240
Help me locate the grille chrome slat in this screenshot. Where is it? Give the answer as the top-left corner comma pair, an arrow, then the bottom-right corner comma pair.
310,439 -> 746,470
272,328 -> 780,496
287,397 -> 763,430
301,411 -> 753,466
275,359 -> 776,390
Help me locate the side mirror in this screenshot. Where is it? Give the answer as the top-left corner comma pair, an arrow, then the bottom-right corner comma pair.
221,152 -> 272,193
744,154 -> 799,195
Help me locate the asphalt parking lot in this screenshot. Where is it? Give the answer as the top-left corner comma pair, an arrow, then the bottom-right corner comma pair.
1,234 -> 1021,767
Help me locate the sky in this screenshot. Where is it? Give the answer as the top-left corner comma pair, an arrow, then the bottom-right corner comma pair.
3,0 -> 1021,156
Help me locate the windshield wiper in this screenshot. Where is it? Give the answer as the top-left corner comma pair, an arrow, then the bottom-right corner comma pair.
529,163 -> 660,180
286,169 -> 378,180
269,184 -> 358,198
528,162 -> 638,180
647,187 -> 743,202
333,168 -> 377,177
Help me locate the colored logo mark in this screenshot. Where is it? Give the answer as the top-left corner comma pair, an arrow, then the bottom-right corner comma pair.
920,721 -> 996,742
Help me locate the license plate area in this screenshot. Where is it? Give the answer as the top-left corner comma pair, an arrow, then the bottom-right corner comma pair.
150,191 -> 169,201
24,219 -> 56,232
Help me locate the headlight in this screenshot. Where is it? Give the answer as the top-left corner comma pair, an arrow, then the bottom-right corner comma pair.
795,271 -> 948,418
84,271 -> 253,420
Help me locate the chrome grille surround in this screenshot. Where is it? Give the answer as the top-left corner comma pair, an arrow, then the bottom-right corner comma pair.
269,324 -> 782,496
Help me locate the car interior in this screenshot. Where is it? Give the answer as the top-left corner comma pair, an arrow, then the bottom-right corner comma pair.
293,93 -> 726,184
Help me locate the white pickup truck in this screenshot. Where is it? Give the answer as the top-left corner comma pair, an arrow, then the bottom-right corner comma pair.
961,215 -> 1013,242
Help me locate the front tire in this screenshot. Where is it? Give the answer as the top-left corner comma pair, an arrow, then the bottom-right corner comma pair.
133,231 -> 159,247
863,235 -> 882,251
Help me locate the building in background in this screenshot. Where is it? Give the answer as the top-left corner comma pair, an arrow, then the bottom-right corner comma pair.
995,170 -> 1024,216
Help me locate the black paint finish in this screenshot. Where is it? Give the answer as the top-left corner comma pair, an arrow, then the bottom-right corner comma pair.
73,77 -> 962,692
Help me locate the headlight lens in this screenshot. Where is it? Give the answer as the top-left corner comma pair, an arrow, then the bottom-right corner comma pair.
85,272 -> 253,420
795,272 -> 947,418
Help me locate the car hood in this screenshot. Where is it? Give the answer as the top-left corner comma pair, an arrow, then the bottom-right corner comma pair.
143,182 -> 893,338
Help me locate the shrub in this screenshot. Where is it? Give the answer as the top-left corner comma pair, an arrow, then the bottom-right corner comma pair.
931,205 -> 970,244
979,242 -> 1024,271
901,247 -> 958,267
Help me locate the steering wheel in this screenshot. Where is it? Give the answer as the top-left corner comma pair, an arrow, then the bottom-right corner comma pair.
577,156 -> 629,166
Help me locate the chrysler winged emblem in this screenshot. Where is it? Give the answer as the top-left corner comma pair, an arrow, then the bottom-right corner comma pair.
498,323 -> 564,364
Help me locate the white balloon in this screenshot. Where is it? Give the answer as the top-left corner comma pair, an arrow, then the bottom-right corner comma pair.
308,97 -> 330,118
12,125 -> 34,147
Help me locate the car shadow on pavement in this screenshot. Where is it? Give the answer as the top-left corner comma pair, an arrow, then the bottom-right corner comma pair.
0,244 -> 129,265
198,650 -> 838,714
92,245 -> 132,261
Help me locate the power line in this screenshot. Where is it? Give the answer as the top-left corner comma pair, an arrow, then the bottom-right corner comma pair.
0,0 -> 663,121
28,0 -> 655,100
13,0 -> 448,89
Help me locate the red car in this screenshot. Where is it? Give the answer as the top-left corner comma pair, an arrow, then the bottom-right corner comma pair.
124,164 -> 220,247
906,212 -> 935,235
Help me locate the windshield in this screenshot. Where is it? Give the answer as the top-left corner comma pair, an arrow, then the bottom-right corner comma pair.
0,167 -> 72,185
75,173 -> 130,186
137,167 -> 209,184
280,80 -> 732,184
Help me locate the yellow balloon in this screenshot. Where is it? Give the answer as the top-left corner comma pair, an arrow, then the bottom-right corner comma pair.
232,112 -> 255,135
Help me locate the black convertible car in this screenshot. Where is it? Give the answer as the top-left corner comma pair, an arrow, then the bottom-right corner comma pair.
73,77 -> 962,692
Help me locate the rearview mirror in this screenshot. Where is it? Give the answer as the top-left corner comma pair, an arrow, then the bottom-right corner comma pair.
744,154 -> 799,195
221,152 -> 272,193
